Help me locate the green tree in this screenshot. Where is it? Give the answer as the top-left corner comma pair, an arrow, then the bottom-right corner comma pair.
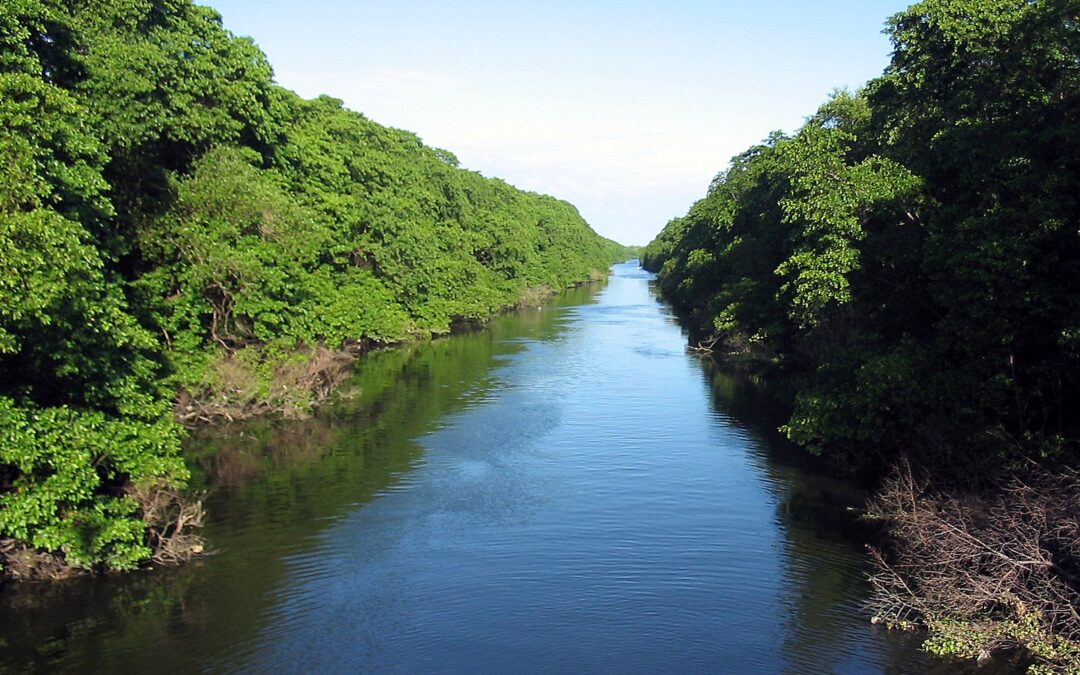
1,0 -> 628,576
0,71 -> 187,573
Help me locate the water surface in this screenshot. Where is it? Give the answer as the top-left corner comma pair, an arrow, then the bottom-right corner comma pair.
3,262 -> 982,673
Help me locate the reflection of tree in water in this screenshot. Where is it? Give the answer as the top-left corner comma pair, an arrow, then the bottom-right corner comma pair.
701,362 -> 1022,674
703,363 -> 911,672
0,284 -> 602,675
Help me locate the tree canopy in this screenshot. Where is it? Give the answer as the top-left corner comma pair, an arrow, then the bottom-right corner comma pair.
644,0 -> 1080,470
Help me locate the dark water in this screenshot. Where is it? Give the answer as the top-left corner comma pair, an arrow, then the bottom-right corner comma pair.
3,262 -> 985,673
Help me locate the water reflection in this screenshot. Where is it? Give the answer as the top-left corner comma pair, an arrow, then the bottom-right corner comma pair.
0,265 -> 994,674
700,354 -> 1022,674
0,285 -> 602,674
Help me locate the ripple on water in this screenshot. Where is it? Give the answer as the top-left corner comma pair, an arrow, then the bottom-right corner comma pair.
0,262 -> 953,675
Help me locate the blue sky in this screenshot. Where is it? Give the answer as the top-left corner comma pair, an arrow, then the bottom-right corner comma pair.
205,0 -> 912,245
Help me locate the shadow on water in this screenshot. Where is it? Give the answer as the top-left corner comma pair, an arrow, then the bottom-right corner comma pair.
0,265 -> 1025,674
634,270 -> 1021,674
695,356 -> 1026,674
0,283 -> 605,675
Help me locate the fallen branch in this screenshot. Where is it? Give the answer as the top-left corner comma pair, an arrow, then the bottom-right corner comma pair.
866,458 -> 1080,670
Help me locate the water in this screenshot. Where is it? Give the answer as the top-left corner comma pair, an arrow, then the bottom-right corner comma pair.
2,262 -> 984,673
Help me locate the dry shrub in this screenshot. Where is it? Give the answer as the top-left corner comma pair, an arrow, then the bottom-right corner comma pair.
692,330 -> 778,367
0,483 -> 206,582
868,458 -> 1080,670
0,538 -> 75,581
176,345 -> 356,424
263,346 -> 353,419
517,284 -> 556,309
126,481 -> 207,566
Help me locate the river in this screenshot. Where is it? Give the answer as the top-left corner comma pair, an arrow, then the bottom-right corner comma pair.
3,262 -> 984,673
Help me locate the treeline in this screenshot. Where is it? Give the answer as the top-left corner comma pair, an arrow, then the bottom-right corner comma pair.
644,0 -> 1078,668
645,0 -> 1078,470
0,0 -> 628,576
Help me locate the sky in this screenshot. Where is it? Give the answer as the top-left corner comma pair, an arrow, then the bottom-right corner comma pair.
204,0 -> 912,245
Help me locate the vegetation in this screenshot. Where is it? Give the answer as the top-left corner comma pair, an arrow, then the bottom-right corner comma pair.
0,0 -> 629,578
643,0 -> 1079,670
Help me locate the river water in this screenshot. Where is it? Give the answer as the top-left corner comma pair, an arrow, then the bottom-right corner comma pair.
3,262 -> 977,673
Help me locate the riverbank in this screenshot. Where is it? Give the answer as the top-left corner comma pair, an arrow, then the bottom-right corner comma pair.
172,276 -> 609,427
2,0 -> 637,582
866,461 -> 1080,673
690,343 -> 1080,674
0,261 -> 943,673
638,1 -> 1079,667
0,276 -> 614,585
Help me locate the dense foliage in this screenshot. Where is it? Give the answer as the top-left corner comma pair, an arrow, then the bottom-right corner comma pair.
0,0 -> 627,574
645,0 -> 1079,666
645,0 -> 1079,472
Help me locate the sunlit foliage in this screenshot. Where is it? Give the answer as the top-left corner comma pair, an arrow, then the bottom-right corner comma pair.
0,0 -> 628,573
